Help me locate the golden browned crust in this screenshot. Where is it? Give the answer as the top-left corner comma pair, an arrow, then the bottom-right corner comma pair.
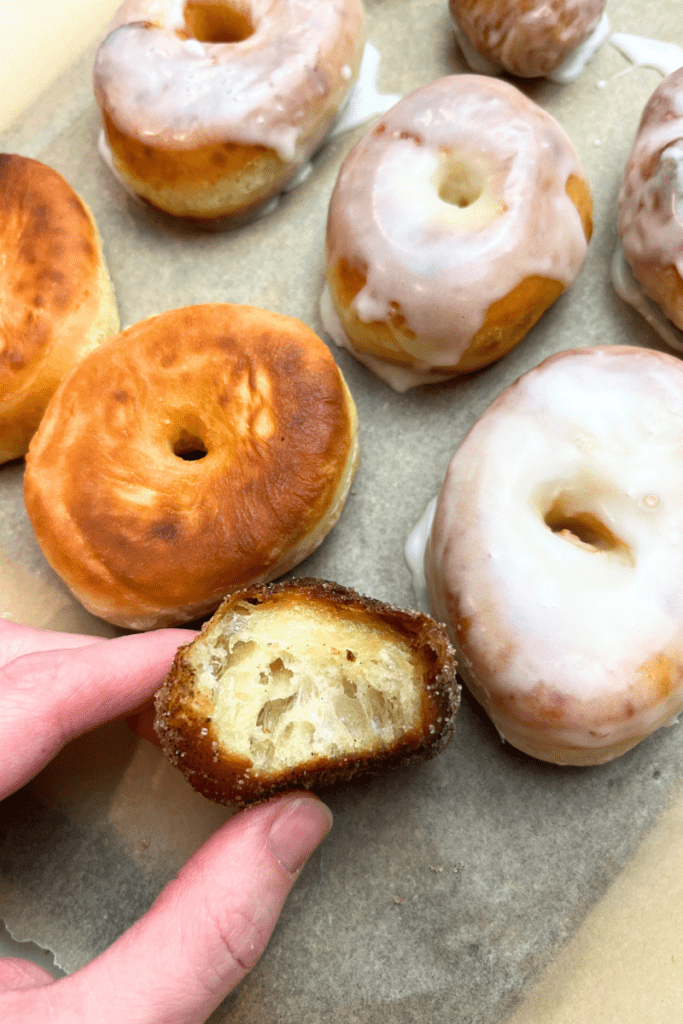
24,305 -> 359,629
0,154 -> 119,462
154,578 -> 460,806
102,110 -> 290,222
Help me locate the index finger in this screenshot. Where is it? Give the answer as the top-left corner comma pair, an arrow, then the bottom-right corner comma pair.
0,627 -> 194,799
0,617 -> 106,669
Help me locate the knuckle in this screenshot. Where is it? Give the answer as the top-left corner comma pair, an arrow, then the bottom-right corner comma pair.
197,905 -> 269,997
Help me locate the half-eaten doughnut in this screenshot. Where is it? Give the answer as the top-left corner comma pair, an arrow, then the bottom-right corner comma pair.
155,578 -> 459,805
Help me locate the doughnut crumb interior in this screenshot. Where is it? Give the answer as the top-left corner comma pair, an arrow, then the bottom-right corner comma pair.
155,578 -> 459,806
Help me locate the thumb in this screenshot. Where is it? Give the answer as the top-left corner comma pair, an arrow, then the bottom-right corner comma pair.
1,794 -> 332,1024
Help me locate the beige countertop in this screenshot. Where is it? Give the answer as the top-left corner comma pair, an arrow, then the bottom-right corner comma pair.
0,1 -> 120,131
2,3 -> 683,1022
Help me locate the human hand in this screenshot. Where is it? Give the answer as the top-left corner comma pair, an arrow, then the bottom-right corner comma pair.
0,619 -> 333,1023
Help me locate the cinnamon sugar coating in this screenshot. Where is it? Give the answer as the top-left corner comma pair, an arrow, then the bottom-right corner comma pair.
155,578 -> 459,806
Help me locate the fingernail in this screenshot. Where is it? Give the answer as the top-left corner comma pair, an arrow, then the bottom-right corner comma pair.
268,796 -> 333,875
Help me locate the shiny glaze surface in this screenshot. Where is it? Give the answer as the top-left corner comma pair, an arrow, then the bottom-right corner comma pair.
449,0 -> 606,78
94,0 -> 365,159
426,347 -> 683,763
618,66 -> 683,331
326,76 -> 589,377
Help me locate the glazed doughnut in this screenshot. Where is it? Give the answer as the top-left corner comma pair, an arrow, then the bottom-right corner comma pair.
93,0 -> 365,220
0,154 -> 119,463
323,76 -> 592,391
616,67 -> 683,343
425,346 -> 683,766
23,304 -> 359,631
449,0 -> 608,80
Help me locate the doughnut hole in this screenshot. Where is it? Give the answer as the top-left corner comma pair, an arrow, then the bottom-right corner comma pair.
435,151 -> 506,231
164,410 -> 212,463
102,111 -> 290,220
180,2 -> 254,43
172,429 -> 208,462
438,158 -> 483,208
541,486 -> 635,566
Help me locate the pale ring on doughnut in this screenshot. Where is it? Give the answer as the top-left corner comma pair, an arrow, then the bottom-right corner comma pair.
93,0 -> 365,220
426,346 -> 683,766
617,66 -> 683,338
324,76 -> 592,390
24,304 -> 359,631
449,0 -> 607,79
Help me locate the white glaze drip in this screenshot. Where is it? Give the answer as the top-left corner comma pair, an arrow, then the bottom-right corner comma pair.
319,285 -> 453,392
94,0 -> 365,160
325,75 -> 589,376
330,42 -> 400,139
404,497 -> 436,615
548,12 -> 611,84
611,243 -> 683,354
610,34 -> 683,77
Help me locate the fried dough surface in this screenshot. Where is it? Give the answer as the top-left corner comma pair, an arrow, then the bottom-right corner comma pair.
0,153 -> 119,462
24,304 -> 358,629
155,578 -> 459,805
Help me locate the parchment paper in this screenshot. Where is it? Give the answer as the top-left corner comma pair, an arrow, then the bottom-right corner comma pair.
1,2 -> 682,1021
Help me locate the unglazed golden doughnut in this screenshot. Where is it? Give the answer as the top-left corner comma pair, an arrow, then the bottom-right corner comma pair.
0,154 -> 119,463
425,346 -> 683,766
155,577 -> 459,806
449,0 -> 607,79
323,76 -> 592,391
24,304 -> 359,631
93,0 -> 365,220
617,67 -> 683,336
